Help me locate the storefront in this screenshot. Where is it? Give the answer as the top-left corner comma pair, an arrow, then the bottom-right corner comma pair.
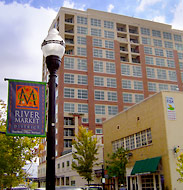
127,157 -> 163,190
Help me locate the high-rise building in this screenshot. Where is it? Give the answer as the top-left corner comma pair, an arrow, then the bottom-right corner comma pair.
40,6 -> 183,165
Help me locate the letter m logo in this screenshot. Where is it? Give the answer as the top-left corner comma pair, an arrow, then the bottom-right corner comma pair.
16,85 -> 39,110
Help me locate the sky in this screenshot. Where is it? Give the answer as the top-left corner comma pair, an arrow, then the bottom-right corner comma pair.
0,0 -> 183,102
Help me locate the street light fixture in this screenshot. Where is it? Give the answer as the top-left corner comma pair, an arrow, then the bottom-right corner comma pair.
41,28 -> 65,190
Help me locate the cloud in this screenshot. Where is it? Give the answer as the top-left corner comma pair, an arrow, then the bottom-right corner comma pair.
0,2 -> 57,101
171,0 -> 183,30
136,0 -> 162,12
62,0 -> 85,10
107,4 -> 114,12
152,15 -> 165,23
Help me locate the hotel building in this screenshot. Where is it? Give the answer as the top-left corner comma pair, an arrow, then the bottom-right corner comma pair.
39,7 -> 183,186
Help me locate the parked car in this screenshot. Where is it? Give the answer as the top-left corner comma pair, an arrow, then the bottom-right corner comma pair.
34,186 -> 83,190
83,186 -> 103,190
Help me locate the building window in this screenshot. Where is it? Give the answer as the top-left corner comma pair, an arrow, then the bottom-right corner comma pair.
93,48 -> 103,58
64,88 -> 75,98
77,26 -> 88,34
174,34 -> 182,42
175,43 -> 183,51
166,50 -> 174,58
123,93 -> 132,103
78,104 -> 88,113
122,80 -> 131,89
167,60 -> 175,68
64,57 -> 74,69
107,91 -> 117,101
112,128 -> 152,152
104,20 -> 114,29
155,58 -> 165,67
178,53 -> 183,60
157,69 -> 167,80
96,128 -> 103,134
91,18 -> 101,27
142,37 -> 151,45
108,106 -> 118,115
77,36 -> 86,45
64,117 -> 75,125
77,16 -> 87,25
64,139 -> 72,148
95,105 -> 105,114
145,56 -> 154,65
141,130 -> 147,146
141,27 -> 150,36
134,81 -> 143,90
164,41 -> 173,49
67,161 -> 70,167
77,47 -> 87,56
77,59 -> 87,71
78,89 -> 88,99
159,83 -> 168,91
95,118 -> 102,124
179,62 -> 183,70
94,60 -> 104,73
78,75 -> 88,85
144,46 -> 153,55
146,67 -> 155,79
106,62 -> 116,73
106,50 -> 114,59
168,70 -> 177,81
62,162 -> 65,168
105,40 -> 114,49
107,78 -> 117,88
64,74 -> 74,84
153,39 -> 162,47
121,64 -> 130,76
93,38 -> 102,47
94,76 -> 104,86
82,117 -> 88,123
133,66 -> 142,77
135,94 -> 144,103
64,129 -> 74,136
95,90 -> 105,100
152,30 -> 161,38
104,30 -> 114,39
148,82 -> 157,92
170,85 -> 178,91
155,48 -> 164,57
64,103 -> 75,112
91,28 -> 102,37
163,32 -> 172,40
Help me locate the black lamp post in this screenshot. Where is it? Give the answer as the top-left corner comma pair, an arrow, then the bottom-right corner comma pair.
41,28 -> 65,190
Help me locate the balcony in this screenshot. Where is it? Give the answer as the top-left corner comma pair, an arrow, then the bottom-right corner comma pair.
132,56 -> 140,64
120,47 -> 128,52
65,24 -> 74,34
65,14 -> 74,23
116,23 -> 126,32
65,38 -> 74,44
129,25 -> 138,34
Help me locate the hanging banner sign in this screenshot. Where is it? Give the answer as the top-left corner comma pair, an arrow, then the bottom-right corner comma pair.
6,79 -> 46,137
166,97 -> 176,120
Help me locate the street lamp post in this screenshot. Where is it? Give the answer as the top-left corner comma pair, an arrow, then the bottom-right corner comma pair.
41,29 -> 65,190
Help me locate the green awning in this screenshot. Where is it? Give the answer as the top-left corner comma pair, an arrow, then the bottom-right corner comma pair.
131,156 -> 161,175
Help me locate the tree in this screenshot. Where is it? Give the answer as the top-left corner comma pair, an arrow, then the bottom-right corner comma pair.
105,147 -> 129,186
176,148 -> 183,182
0,99 -> 40,189
72,126 -> 99,185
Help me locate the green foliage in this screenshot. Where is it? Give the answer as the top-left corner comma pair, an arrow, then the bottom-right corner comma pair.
106,147 -> 129,185
176,148 -> 183,182
0,99 -> 40,189
72,126 -> 99,184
